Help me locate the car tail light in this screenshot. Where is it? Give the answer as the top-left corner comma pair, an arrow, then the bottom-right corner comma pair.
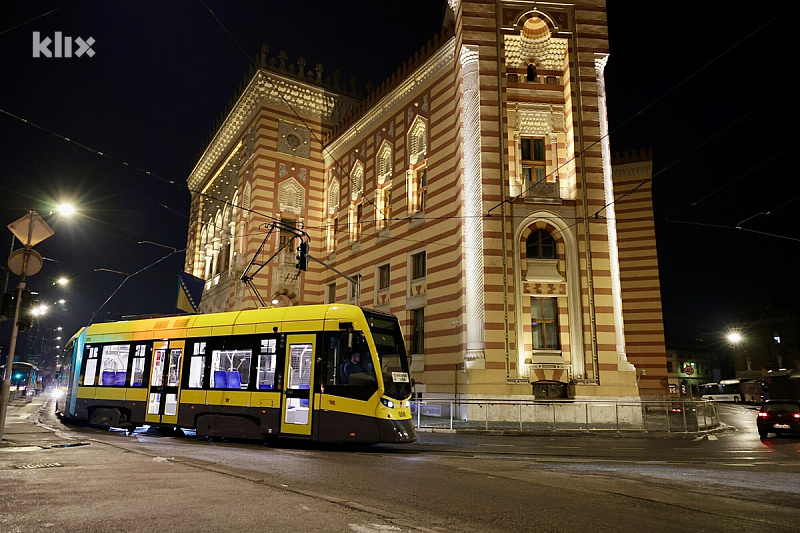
757,411 -> 769,418
793,413 -> 800,420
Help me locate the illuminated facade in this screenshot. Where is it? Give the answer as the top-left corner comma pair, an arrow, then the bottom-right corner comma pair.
184,1 -> 669,400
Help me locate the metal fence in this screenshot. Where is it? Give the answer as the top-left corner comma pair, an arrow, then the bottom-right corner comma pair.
411,398 -> 719,433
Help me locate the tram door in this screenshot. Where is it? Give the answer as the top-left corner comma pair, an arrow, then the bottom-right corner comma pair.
145,340 -> 184,425
281,335 -> 315,436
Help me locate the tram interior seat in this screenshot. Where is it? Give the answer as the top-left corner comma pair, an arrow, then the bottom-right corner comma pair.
300,383 -> 309,407
132,371 -> 143,387
213,370 -> 227,389
114,371 -> 127,386
102,371 -> 116,386
226,371 -> 242,389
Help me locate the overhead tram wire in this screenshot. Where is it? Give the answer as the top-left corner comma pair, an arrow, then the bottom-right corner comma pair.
0,105 -> 291,237
0,6 -> 63,37
87,247 -> 187,326
4,6 -> 793,255
596,85 -> 790,220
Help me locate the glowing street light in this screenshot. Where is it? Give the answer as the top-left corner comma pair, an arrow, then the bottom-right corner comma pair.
57,204 -> 75,216
727,332 -> 743,344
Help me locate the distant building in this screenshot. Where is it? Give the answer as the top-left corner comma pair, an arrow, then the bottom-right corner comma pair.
732,305 -> 800,380
665,337 -> 719,397
183,1 -> 669,401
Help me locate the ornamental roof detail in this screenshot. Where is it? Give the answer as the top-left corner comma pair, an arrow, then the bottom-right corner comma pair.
188,69 -> 358,190
504,17 -> 567,70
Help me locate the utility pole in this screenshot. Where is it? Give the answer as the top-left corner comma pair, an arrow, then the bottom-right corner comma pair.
0,211 -> 53,442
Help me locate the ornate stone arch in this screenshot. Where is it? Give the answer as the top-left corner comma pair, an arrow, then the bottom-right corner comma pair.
211,209 -> 223,276
231,191 -> 240,220
408,116 -> 428,166
271,288 -> 300,307
350,161 -> 364,201
198,222 -> 210,278
513,211 -> 585,380
278,177 -> 304,215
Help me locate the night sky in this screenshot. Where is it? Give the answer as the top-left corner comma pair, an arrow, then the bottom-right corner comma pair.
1,1 -> 798,360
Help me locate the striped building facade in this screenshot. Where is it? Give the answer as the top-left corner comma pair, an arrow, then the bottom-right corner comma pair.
184,0 -> 669,401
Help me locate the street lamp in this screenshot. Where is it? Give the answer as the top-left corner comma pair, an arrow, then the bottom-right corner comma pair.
727,332 -> 743,344
57,204 -> 75,216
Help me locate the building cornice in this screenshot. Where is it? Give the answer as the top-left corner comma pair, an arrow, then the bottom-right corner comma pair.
188,70 -> 357,191
323,37 -> 456,162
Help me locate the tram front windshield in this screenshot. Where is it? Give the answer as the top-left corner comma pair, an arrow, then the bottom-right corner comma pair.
365,312 -> 412,400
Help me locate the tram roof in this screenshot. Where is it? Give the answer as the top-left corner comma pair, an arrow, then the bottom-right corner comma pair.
82,304 -> 366,343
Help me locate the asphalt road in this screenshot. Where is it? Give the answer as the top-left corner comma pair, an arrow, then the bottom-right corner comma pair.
2,399 -> 799,532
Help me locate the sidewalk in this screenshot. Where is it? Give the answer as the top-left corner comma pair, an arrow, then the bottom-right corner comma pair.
0,396 -> 402,533
0,395 -> 86,450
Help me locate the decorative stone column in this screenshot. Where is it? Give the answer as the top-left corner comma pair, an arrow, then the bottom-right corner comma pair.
595,54 -> 634,372
461,44 -> 485,362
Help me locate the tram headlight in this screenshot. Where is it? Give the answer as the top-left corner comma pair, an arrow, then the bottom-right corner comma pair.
404,400 -> 411,409
380,398 -> 395,409
50,388 -> 65,400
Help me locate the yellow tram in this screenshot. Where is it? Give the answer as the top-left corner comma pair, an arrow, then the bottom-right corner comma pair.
55,304 -> 415,444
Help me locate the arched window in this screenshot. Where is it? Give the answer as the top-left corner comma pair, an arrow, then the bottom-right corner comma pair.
327,179 -> 340,216
350,162 -> 364,201
526,63 -> 537,82
278,178 -> 304,215
408,117 -> 428,165
377,142 -> 393,185
327,179 -> 340,253
526,229 -> 556,259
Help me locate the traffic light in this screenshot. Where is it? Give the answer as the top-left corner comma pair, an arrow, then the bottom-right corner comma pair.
295,241 -> 309,271
1,292 -> 14,320
17,290 -> 38,331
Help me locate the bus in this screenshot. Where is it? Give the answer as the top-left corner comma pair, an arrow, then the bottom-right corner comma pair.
699,379 -> 764,403
1,361 -> 38,397
55,304 -> 415,445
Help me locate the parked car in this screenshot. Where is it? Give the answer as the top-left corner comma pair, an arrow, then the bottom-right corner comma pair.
757,400 -> 800,438
668,402 -> 699,431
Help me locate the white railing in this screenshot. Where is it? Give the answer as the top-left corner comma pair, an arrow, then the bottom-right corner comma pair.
411,398 -> 719,433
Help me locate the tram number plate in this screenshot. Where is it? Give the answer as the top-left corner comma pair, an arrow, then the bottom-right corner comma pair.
398,410 -> 407,418
774,423 -> 791,429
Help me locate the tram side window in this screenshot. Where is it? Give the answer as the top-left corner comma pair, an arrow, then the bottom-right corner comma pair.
211,348 -> 251,389
82,346 -> 99,386
257,337 -> 277,390
130,345 -> 147,387
99,344 -> 131,386
187,341 -> 207,389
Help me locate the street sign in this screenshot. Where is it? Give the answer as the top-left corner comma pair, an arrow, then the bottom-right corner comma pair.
8,211 -> 54,247
7,248 -> 43,276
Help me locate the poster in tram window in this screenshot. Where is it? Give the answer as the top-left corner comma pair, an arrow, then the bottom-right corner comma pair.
151,349 -> 165,387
